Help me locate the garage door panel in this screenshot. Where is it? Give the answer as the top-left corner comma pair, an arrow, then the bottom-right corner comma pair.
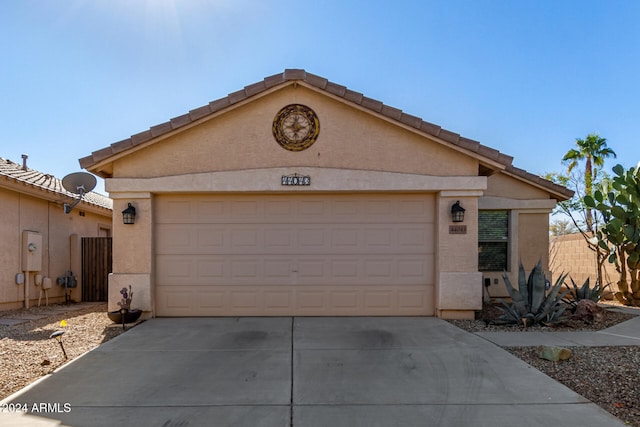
157,224 -> 433,255
157,195 -> 436,224
298,228 -> 327,248
160,289 -> 193,310
197,228 -> 225,250
365,200 -> 394,215
197,259 -> 225,278
158,259 -> 193,280
264,259 -> 293,278
397,259 -> 427,278
155,284 -> 435,316
230,228 -> 259,248
364,228 -> 393,247
330,259 -> 359,278
155,225 -> 194,252
155,194 -> 435,316
158,254 -> 433,287
264,228 -> 293,248
332,228 -> 359,247
398,226 -> 432,248
156,225 -> 225,253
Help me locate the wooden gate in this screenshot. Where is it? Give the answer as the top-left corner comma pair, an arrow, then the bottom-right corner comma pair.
82,237 -> 112,302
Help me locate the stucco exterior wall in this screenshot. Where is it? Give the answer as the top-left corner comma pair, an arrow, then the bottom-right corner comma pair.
112,87 -> 478,179
484,173 -> 549,199
518,213 -> 550,269
436,194 -> 483,318
0,187 -> 112,310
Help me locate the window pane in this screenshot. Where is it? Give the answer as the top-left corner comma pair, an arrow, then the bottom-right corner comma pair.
478,211 -> 508,241
478,210 -> 509,271
479,242 -> 508,271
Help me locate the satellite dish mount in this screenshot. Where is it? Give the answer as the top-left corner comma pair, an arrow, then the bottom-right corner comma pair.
62,172 -> 97,214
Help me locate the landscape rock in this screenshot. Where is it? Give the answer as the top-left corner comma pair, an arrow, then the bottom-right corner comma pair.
538,345 -> 572,362
572,299 -> 606,323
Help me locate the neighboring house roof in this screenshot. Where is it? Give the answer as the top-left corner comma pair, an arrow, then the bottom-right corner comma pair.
79,69 -> 573,201
0,157 -> 113,211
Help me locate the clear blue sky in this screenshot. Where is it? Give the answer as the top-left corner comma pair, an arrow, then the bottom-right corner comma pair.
2,1 -> 638,195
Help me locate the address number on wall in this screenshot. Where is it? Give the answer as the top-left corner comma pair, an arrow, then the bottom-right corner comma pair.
281,174 -> 311,186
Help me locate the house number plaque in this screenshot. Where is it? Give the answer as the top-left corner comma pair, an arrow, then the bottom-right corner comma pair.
449,225 -> 467,234
281,174 -> 311,186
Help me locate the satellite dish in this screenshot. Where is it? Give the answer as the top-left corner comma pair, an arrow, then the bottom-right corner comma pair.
62,172 -> 96,195
62,172 -> 97,214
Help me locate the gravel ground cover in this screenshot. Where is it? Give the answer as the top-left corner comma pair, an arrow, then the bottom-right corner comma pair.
1,302 -> 639,426
0,303 -> 135,401
450,303 -> 640,427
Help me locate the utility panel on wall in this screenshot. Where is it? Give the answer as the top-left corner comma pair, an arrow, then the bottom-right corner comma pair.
22,230 -> 42,272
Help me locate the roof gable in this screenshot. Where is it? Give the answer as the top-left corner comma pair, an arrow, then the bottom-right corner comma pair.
79,69 -> 572,200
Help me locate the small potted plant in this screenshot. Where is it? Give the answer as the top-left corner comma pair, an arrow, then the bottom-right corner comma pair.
107,285 -> 142,324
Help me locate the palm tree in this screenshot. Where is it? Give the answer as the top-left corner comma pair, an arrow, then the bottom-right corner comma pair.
562,133 -> 616,232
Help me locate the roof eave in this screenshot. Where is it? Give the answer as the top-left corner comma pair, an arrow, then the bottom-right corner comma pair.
502,166 -> 575,201
0,177 -> 112,213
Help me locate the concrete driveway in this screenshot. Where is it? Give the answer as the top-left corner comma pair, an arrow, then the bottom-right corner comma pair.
4,317 -> 625,426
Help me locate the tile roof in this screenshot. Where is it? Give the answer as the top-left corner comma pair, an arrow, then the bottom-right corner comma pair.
0,157 -> 112,210
79,69 -> 573,200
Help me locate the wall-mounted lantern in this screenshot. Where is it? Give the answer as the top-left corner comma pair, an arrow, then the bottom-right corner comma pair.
451,201 -> 465,223
122,203 -> 136,225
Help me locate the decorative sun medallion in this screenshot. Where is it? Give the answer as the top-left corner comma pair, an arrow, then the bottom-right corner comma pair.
272,104 -> 320,151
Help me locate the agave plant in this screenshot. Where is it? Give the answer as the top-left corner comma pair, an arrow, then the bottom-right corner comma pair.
498,260 -> 569,326
562,277 -> 609,309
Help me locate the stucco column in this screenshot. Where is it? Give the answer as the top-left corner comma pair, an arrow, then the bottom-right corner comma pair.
107,192 -> 153,318
435,192 -> 483,319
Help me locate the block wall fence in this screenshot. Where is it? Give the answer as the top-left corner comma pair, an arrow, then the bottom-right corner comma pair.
550,233 -> 618,290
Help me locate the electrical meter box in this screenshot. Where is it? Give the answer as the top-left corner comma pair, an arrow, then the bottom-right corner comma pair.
22,231 -> 42,272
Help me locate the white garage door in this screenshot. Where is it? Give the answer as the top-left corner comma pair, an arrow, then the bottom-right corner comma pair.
155,193 -> 435,316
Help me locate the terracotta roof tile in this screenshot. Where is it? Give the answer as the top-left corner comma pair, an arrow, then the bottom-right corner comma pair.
419,121 -> 441,135
209,97 -> 231,112
498,153 -> 514,165
0,157 -> 112,210
263,73 -> 285,88
170,113 -> 191,128
79,69 -> 571,199
457,137 -> 481,151
324,81 -> 347,97
438,129 -> 460,144
92,146 -> 115,163
78,155 -> 93,169
399,113 -> 422,128
361,97 -> 383,112
150,121 -> 173,137
244,81 -> 266,97
305,73 -> 328,89
189,105 -> 212,121
381,105 -> 402,120
344,89 -> 364,104
283,69 -> 306,80
131,129 -> 154,146
227,88 -> 248,104
477,145 -> 500,160
111,139 -> 133,152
